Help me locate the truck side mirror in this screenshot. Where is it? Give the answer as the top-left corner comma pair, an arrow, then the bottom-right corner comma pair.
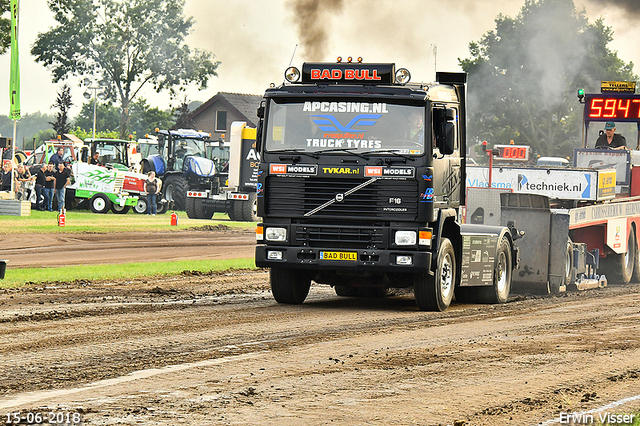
256,120 -> 263,152
434,107 -> 457,155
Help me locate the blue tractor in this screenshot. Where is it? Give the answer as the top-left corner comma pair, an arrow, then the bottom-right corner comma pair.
140,129 -> 217,211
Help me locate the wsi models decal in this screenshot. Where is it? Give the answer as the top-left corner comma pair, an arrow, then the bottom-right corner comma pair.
270,164 -> 317,176
365,166 -> 415,178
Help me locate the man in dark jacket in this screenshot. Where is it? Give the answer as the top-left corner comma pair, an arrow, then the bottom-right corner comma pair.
0,161 -> 14,192
32,164 -> 47,210
595,122 -> 627,150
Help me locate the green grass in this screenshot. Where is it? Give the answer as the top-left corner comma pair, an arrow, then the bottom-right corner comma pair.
1,258 -> 257,288
0,209 -> 259,288
0,209 -> 257,234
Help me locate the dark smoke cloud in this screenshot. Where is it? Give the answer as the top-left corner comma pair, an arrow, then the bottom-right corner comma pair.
286,0 -> 344,61
587,0 -> 640,16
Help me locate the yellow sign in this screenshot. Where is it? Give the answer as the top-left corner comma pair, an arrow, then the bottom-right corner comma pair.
598,169 -> 616,198
320,251 -> 357,261
601,81 -> 636,93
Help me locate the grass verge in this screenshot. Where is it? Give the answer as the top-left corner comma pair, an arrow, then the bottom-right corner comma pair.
0,258 -> 258,288
0,210 -> 256,234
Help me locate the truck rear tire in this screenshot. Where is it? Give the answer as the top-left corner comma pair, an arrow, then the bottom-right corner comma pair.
600,229 -> 636,285
270,268 -> 311,304
194,198 -> 214,219
414,238 -> 455,311
334,285 -> 358,297
242,193 -> 259,222
476,236 -> 512,303
90,194 -> 112,214
185,197 -> 196,218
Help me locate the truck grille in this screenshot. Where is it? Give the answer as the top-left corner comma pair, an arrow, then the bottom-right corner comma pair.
266,177 -> 418,220
294,225 -> 385,249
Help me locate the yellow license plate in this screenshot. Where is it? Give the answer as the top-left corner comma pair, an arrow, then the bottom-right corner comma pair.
320,251 -> 357,261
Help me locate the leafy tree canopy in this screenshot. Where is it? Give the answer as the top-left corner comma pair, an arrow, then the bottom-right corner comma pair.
50,83 -> 74,137
459,0 -> 637,159
32,0 -> 220,139
0,0 -> 9,55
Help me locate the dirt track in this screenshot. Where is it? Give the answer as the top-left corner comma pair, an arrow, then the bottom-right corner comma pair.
1,230 -> 640,425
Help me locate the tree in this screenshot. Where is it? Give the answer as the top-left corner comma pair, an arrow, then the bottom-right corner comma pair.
129,98 -> 174,136
172,96 -> 196,130
49,83 -> 73,137
74,101 -> 121,134
459,0 -> 637,159
0,0 -> 10,55
32,0 -> 220,140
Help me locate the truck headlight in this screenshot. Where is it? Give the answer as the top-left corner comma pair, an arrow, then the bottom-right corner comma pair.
395,230 -> 417,246
265,227 -> 287,242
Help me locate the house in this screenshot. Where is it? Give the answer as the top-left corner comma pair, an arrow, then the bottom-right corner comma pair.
184,92 -> 263,140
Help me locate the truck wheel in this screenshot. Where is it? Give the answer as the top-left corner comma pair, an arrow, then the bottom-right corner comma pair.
270,268 -> 311,304
476,236 -> 512,303
194,198 -> 214,219
242,193 -> 259,222
111,203 -> 130,214
162,175 -> 188,211
563,241 -> 575,289
600,229 -> 636,284
414,237 -> 455,311
334,285 -> 358,297
232,200 -> 244,222
134,196 -> 148,214
185,197 -> 196,219
631,228 -> 640,283
90,194 -> 112,214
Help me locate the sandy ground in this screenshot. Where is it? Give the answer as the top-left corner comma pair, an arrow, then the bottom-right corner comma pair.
0,228 -> 256,269
0,230 -> 639,425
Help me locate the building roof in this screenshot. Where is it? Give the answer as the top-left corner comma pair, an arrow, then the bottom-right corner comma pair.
187,92 -> 263,127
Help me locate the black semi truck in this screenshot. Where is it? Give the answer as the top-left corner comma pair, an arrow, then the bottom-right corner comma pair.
254,59 -> 519,311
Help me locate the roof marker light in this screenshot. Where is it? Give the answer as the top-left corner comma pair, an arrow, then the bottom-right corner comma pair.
395,68 -> 411,85
284,66 -> 300,83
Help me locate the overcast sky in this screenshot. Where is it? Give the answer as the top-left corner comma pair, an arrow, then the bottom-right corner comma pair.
0,0 -> 638,119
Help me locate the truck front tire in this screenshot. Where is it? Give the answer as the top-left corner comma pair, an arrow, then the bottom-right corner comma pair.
270,268 -> 311,304
414,237 -> 455,311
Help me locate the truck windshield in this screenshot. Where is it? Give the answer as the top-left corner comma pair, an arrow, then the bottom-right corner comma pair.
265,99 -> 425,155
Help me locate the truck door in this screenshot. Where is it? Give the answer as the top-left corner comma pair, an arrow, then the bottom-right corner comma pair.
431,106 -> 462,208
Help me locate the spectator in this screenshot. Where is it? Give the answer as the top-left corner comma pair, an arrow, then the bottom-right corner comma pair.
43,162 -> 56,211
53,161 -> 71,213
50,147 -> 65,167
32,163 -> 46,211
143,171 -> 161,215
0,162 -> 14,192
15,164 -> 31,201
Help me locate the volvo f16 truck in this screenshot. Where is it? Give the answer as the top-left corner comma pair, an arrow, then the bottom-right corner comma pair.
254,59 -> 520,311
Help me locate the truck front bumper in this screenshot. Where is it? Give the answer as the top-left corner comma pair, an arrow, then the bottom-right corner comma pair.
255,245 -> 432,274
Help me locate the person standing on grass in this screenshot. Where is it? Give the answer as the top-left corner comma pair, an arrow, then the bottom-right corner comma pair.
144,171 -> 161,215
32,163 -> 46,211
43,163 -> 56,211
53,161 -> 71,213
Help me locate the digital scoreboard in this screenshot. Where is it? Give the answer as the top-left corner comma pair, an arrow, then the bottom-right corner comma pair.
584,93 -> 640,122
492,144 -> 530,162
